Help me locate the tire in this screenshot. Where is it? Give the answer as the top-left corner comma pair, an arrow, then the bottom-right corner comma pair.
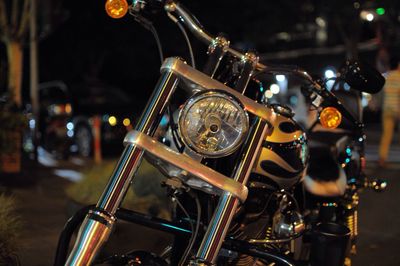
75,125 -> 92,157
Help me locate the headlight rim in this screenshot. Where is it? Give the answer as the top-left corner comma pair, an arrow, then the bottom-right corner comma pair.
178,90 -> 249,158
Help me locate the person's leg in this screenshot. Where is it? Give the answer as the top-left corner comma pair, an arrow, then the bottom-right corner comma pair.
379,112 -> 395,165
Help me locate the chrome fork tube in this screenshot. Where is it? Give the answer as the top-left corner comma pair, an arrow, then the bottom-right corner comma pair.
194,118 -> 269,265
66,71 -> 179,266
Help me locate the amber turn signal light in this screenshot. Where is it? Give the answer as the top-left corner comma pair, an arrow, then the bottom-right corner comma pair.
319,107 -> 342,129
105,0 -> 128,19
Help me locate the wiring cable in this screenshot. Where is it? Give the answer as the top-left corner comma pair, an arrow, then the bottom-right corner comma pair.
129,9 -> 165,64
148,23 -> 165,65
178,191 -> 201,265
174,195 -> 194,266
167,12 -> 196,68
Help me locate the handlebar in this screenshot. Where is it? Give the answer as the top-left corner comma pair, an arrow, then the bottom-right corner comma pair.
132,0 -> 321,89
165,2 -> 261,68
131,0 -> 362,129
167,2 -> 325,89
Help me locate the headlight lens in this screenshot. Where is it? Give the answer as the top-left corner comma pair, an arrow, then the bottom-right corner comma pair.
178,91 -> 249,158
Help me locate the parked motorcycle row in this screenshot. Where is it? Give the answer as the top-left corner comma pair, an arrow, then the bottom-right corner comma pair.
55,1 -> 387,265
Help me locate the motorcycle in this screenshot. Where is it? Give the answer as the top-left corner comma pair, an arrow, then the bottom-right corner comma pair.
55,1 -> 385,265
299,68 -> 387,264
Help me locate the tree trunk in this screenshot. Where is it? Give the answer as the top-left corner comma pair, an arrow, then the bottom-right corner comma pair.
6,40 -> 23,107
0,131 -> 21,173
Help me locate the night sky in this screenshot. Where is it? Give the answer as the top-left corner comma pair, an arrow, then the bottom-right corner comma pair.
33,0 -> 400,112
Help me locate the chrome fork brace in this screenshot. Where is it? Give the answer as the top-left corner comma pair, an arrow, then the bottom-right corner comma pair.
65,70 -> 179,265
66,57 -> 275,265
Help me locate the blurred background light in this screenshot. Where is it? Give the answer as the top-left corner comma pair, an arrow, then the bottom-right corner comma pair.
324,68 -> 336,79
270,84 -> 280,94
376,7 -> 385,16
276,74 -> 286,82
264,90 -> 274,99
123,118 -> 131,127
360,10 -> 375,21
108,116 -> 117,126
366,13 -> 374,21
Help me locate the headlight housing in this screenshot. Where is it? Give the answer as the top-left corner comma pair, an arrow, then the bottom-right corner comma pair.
178,91 -> 249,158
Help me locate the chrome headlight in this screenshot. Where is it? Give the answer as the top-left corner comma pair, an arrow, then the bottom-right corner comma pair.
178,91 -> 249,158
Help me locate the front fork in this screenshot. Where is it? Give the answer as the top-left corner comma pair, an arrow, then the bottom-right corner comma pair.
194,118 -> 268,265
66,71 -> 179,265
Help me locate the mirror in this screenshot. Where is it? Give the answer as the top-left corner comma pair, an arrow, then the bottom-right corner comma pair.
340,61 -> 385,94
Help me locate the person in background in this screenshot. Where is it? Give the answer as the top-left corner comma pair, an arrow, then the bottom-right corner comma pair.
379,56 -> 400,167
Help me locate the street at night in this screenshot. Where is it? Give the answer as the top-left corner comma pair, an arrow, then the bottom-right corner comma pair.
0,124 -> 397,266
1,0 -> 400,265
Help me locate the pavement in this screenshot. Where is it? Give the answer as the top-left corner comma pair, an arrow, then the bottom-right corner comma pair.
1,124 -> 399,266
352,164 -> 400,266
